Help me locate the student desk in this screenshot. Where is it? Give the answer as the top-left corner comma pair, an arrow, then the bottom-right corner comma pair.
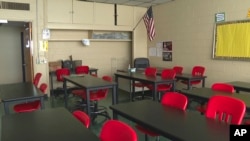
63,74 -> 117,118
1,107 -> 99,141
227,81 -> 250,93
180,87 -> 250,113
114,71 -> 175,102
110,100 -> 229,141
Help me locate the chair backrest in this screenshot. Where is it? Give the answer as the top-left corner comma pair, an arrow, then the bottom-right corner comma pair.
72,110 -> 90,128
192,66 -> 205,77
39,83 -> 47,94
134,58 -> 150,69
99,120 -> 137,141
172,66 -> 183,75
161,69 -> 176,79
145,67 -> 157,77
55,68 -> 70,81
161,92 -> 188,110
62,60 -> 72,70
75,65 -> 89,74
211,83 -> 235,93
205,95 -> 246,125
33,72 -> 42,87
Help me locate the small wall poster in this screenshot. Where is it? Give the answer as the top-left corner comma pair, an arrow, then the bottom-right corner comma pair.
162,41 -> 172,61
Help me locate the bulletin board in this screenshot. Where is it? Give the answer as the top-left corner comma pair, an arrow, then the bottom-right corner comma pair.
213,19 -> 250,61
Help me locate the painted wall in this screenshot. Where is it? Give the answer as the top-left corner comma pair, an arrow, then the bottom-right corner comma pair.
0,25 -> 23,84
150,0 -> 250,89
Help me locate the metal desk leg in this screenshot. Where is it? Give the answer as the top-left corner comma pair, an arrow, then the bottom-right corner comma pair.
40,97 -> 45,109
188,80 -> 191,90
3,103 -> 10,114
153,83 -> 157,101
202,78 -> 205,87
86,89 -> 91,117
112,85 -> 117,105
63,80 -> 68,108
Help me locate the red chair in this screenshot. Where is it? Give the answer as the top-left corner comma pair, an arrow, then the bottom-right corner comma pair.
100,120 -> 138,141
13,83 -> 48,113
55,68 -> 70,82
33,72 -> 42,87
172,66 -> 183,75
196,83 -> 234,114
147,69 -> 176,101
54,68 -> 71,97
180,66 -> 205,88
205,95 -> 245,125
133,67 -> 157,100
135,92 -> 188,141
72,75 -> 112,121
72,110 -> 90,128
75,65 -> 89,74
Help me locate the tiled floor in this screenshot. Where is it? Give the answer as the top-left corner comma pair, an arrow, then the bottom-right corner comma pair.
0,87 -> 197,141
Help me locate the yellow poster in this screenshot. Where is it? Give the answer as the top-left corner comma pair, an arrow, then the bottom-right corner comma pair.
247,8 -> 250,18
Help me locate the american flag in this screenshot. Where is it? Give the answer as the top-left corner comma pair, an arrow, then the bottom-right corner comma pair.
143,6 -> 155,41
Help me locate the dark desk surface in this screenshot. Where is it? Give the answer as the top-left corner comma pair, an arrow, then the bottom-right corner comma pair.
2,107 -> 100,141
114,71 -> 175,84
110,100 -> 229,141
180,87 -> 250,112
0,82 -> 44,101
227,81 -> 250,93
63,74 -> 116,90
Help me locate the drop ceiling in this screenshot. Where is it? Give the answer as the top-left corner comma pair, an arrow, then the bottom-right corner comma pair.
80,0 -> 174,8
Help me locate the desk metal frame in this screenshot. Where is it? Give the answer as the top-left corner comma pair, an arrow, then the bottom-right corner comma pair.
227,81 -> 250,93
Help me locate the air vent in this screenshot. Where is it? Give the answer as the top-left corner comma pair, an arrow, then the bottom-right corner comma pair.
0,1 -> 30,11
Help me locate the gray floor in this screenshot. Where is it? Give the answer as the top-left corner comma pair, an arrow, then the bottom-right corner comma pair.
0,87 -> 198,141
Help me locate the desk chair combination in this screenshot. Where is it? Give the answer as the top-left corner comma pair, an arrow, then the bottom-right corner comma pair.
13,83 -> 48,113
71,75 -> 112,122
180,65 -> 205,89
147,69 -> 176,101
72,110 -> 90,128
205,95 -> 245,125
33,72 -> 42,87
135,92 -> 188,141
196,83 -> 235,114
100,120 -> 138,141
133,67 -> 157,100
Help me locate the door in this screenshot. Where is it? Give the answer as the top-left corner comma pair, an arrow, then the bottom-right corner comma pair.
22,22 -> 33,82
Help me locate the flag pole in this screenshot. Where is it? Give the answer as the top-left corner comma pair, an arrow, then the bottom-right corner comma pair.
132,7 -> 150,31
132,14 -> 145,31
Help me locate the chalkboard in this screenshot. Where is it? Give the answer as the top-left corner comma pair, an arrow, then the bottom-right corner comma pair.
213,19 -> 250,61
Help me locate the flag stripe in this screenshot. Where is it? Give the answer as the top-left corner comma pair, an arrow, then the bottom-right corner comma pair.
143,6 -> 155,41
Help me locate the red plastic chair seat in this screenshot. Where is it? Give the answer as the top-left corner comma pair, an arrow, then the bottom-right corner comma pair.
100,120 -> 138,141
14,100 -> 40,113
72,110 -> 90,128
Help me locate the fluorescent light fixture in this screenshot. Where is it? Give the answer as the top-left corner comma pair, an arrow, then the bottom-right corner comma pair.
0,19 -> 8,23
